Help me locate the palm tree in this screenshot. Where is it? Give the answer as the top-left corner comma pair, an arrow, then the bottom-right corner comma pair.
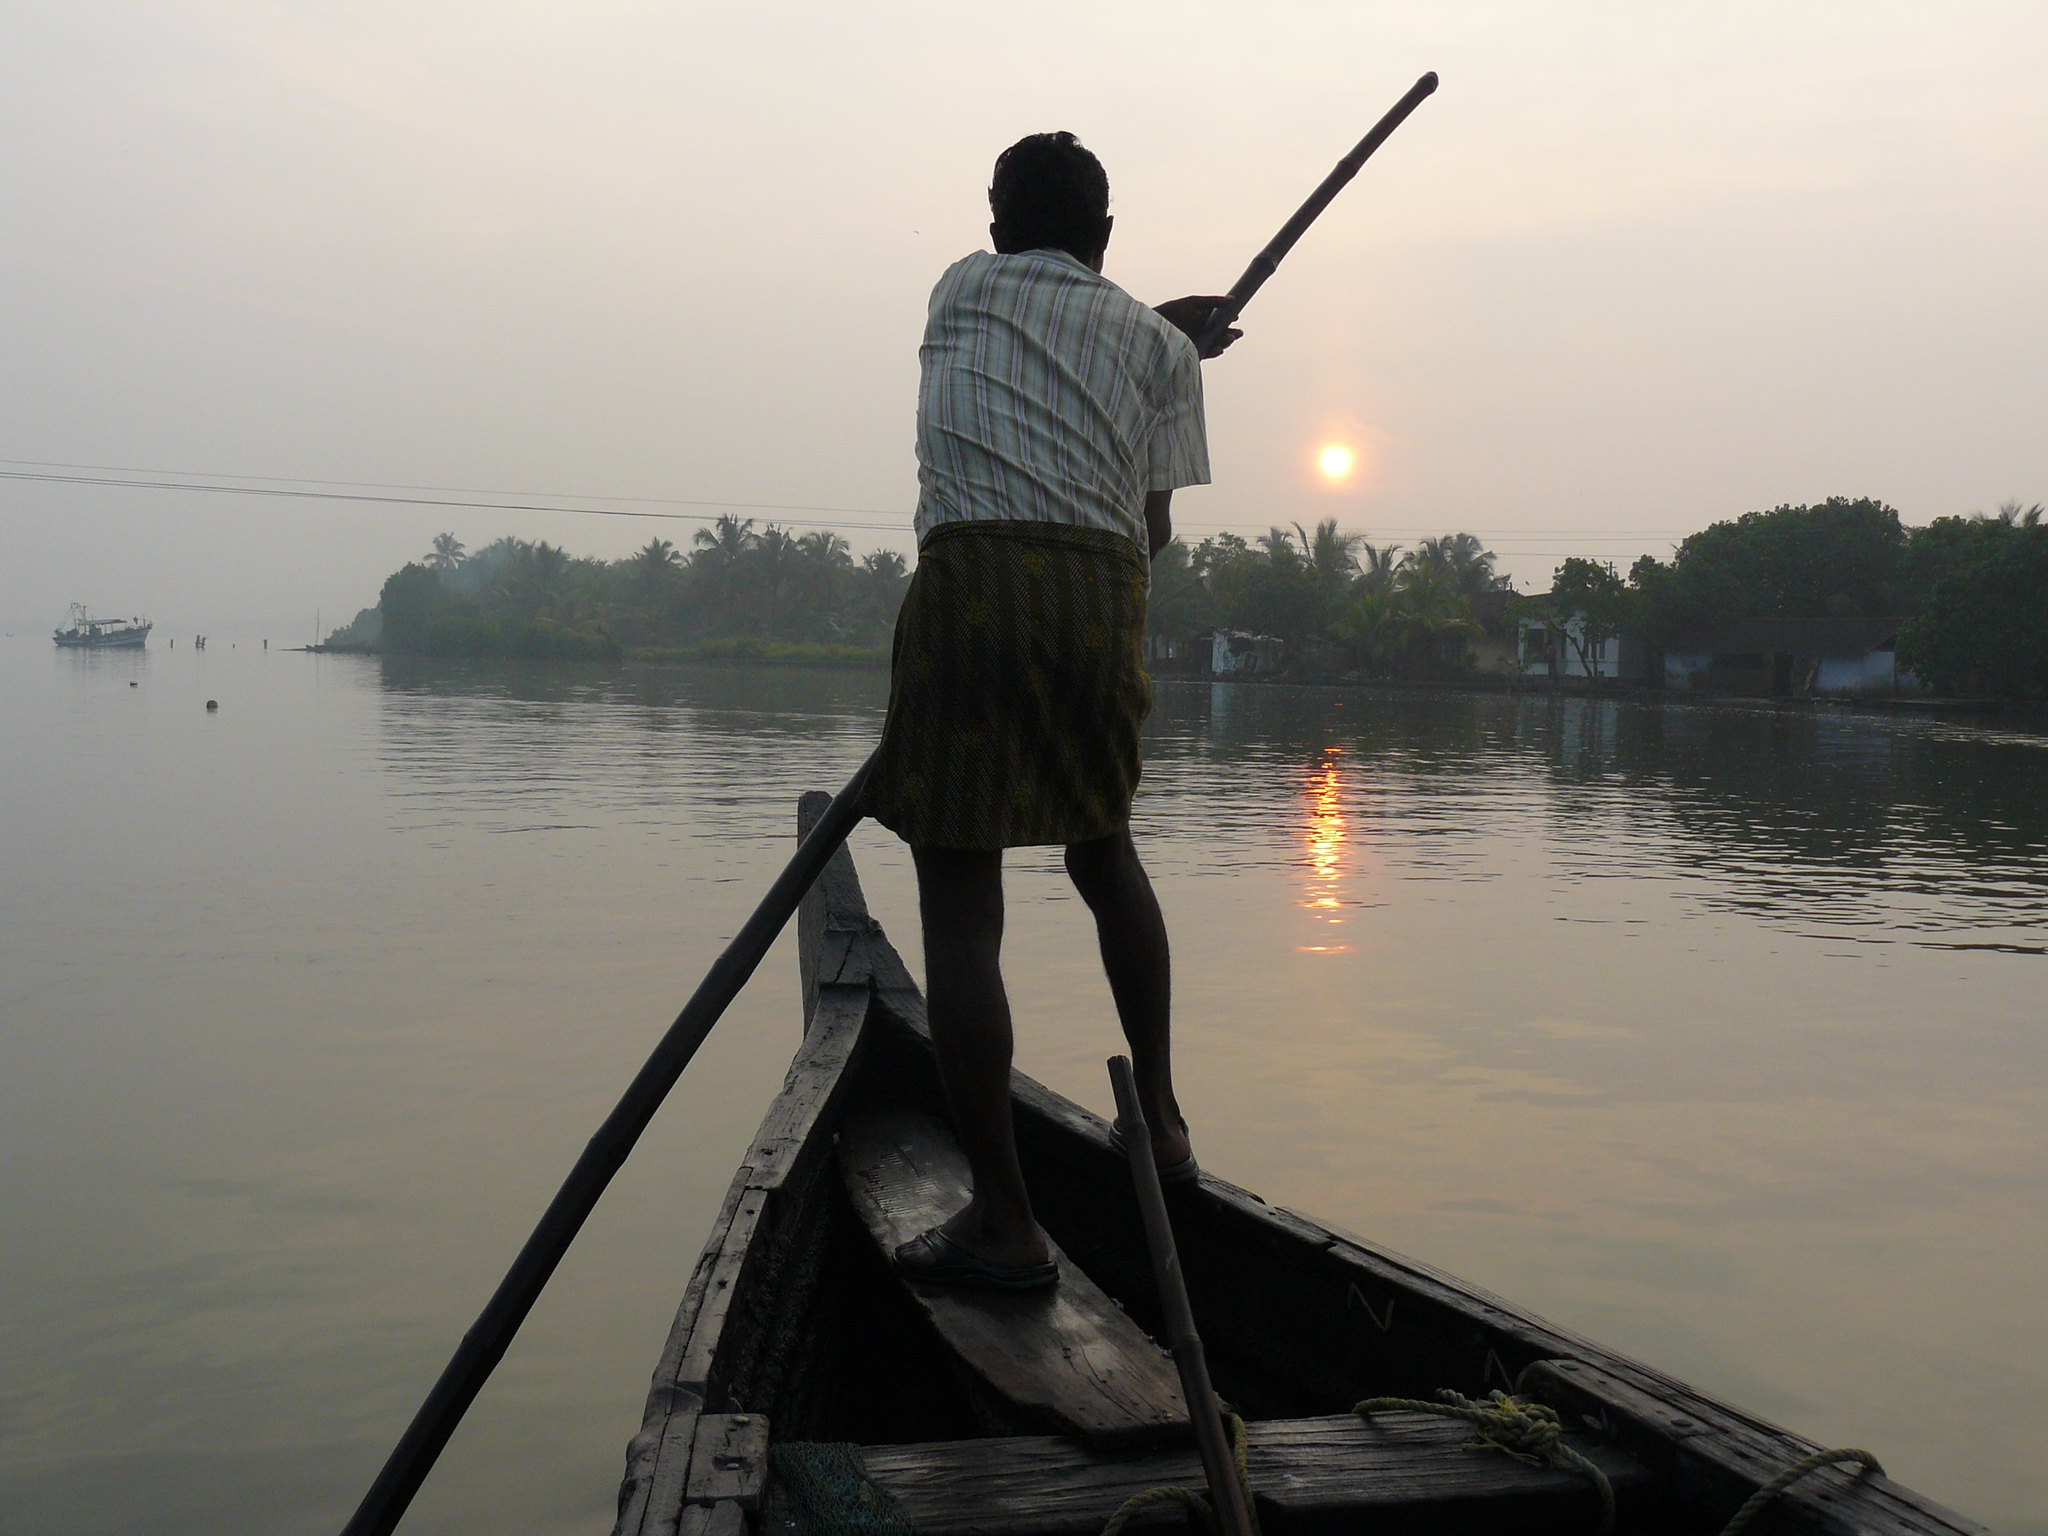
1395,561 -> 1479,672
849,548 -> 911,642
1300,518 -> 1364,589
1299,519 -> 1364,637
633,537 -> 681,572
1333,588 -> 1406,675
1405,532 -> 1505,596
796,530 -> 853,571
1356,541 -> 1403,596
753,524 -> 799,569
424,532 -> 466,571
502,540 -> 570,618
860,549 -> 907,581
465,536 -> 529,611
1258,527 -> 1305,568
691,514 -> 757,569
621,538 -> 684,637
746,524 -> 801,634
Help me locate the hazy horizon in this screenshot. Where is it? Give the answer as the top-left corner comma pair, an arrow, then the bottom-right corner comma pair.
5,2 -> 2044,635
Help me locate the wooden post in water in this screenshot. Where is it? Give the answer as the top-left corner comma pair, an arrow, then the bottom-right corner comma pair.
1107,1055 -> 1257,1536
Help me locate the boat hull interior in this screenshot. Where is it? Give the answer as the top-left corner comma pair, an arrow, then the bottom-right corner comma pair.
611,794 -> 1988,1536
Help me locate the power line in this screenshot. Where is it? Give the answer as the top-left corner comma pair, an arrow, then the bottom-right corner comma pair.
0,455 -> 1688,546
0,468 -> 910,533
0,455 -> 906,521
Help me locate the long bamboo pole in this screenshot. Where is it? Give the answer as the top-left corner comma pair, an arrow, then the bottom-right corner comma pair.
1108,1055 -> 1258,1536
1195,71 -> 1439,354
340,755 -> 874,1536
342,77 -> 1439,1532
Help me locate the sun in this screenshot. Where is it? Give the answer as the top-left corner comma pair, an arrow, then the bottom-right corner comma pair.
1316,443 -> 1356,482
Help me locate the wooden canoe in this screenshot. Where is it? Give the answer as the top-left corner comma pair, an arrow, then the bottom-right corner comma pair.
613,794 -> 1988,1536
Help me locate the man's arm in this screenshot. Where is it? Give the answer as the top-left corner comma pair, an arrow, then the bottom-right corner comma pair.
1145,490 -> 1173,561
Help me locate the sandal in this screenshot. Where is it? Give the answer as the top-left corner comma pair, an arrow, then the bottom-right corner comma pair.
893,1228 -> 1059,1291
1109,1119 -> 1202,1187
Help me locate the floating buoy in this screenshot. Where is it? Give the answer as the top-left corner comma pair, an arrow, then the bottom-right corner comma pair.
206,699 -> 219,711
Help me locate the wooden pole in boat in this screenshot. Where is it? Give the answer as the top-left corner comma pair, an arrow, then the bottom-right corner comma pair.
1107,1055 -> 1258,1536
339,754 -> 875,1536
1194,70 -> 1438,354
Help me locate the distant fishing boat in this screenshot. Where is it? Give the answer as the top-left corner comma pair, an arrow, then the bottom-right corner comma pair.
52,604 -> 152,649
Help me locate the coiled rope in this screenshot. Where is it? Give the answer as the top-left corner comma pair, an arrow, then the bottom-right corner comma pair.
1099,1412 -> 1259,1536
1717,1447 -> 1884,1536
1355,1389 -> 1617,1533
1089,1388 -> 1884,1536
1352,1387 -> 1884,1536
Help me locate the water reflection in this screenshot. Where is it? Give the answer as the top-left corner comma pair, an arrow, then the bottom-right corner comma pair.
1145,684 -> 2048,961
1519,697 -> 2048,955
368,657 -> 888,844
11,647 -> 2046,1536
1295,748 -> 1354,953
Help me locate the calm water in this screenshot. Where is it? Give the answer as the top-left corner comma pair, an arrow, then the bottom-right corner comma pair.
3,636 -> 2044,1535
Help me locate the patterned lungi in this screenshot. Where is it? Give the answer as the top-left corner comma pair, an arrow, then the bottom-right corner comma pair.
861,520 -> 1153,850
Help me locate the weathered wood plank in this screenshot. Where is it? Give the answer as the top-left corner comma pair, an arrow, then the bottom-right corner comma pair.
740,986 -> 869,1193
850,1410 -> 1647,1536
618,1176 -> 753,1536
837,1103 -> 1189,1448
686,1414 -> 771,1510
624,819 -> 1983,1536
857,1000 -> 1988,1532
617,987 -> 868,1532
797,789 -> 899,1017
639,1407 -> 706,1536
668,1188 -> 770,1402
614,1402 -> 701,1536
677,1500 -> 747,1536
1523,1359 -> 1993,1536
798,791 -> 862,1020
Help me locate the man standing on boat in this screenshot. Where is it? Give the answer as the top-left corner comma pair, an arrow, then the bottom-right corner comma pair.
862,132 -> 1236,1289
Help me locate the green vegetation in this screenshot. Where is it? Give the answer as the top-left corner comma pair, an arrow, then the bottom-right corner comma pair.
1897,504 -> 2048,697
1540,557 -> 1632,674
1150,522 -> 1513,676
634,638 -> 891,667
1625,496 -> 2048,697
1150,496 -> 2048,695
331,518 -> 910,662
333,493 -> 2047,697
1627,496 -> 1913,635
340,515 -> 1521,675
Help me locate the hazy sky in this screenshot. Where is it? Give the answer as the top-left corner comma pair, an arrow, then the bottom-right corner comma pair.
4,1 -> 2043,634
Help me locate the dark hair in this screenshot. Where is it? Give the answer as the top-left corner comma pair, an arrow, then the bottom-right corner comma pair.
989,132 -> 1110,263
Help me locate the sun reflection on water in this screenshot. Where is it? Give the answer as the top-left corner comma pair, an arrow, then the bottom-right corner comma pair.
1298,748 -> 1355,952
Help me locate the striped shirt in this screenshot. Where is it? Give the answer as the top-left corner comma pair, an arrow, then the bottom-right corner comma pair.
913,248 -> 1210,555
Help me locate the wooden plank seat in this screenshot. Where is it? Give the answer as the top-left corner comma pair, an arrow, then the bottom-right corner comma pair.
801,1410 -> 1648,1535
838,1103 -> 1188,1449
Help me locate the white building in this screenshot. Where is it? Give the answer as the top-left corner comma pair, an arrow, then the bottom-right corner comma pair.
1516,615 -> 1648,681
1662,618 -> 1915,695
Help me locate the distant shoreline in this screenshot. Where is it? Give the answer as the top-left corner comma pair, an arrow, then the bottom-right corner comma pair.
306,638 -> 893,668
289,642 -> 2045,721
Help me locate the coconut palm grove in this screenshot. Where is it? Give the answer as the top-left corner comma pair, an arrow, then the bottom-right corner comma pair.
330,496 -> 2048,697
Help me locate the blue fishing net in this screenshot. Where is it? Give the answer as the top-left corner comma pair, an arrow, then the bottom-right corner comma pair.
769,1442 -> 917,1536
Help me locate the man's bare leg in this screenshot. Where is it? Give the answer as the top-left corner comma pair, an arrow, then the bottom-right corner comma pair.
1065,829 -> 1192,1169
910,845 -> 1051,1269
